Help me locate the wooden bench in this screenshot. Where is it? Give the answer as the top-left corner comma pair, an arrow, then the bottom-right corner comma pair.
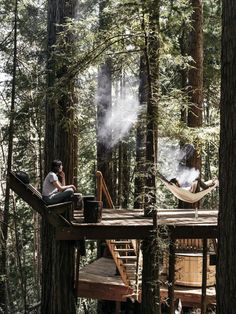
8,170 -> 72,227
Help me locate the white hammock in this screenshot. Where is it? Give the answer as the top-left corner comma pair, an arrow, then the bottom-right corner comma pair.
160,178 -> 219,203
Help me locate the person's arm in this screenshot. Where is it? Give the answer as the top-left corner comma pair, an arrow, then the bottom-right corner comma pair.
52,180 -> 76,192
58,171 -> 66,185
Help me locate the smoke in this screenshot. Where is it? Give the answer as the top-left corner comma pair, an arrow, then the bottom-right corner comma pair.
158,139 -> 199,186
97,91 -> 140,147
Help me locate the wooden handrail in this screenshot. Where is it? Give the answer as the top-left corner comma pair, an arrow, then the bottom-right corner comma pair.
96,171 -> 115,209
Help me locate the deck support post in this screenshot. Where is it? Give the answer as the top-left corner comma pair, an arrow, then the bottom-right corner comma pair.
168,236 -> 175,314
115,301 -> 121,314
74,247 -> 81,304
201,238 -> 208,314
141,211 -> 161,314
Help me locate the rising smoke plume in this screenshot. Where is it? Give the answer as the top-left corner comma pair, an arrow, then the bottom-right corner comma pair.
97,91 -> 140,148
158,139 -> 199,186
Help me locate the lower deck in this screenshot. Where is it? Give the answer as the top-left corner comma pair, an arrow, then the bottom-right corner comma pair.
68,207 -> 217,310
78,257 -> 216,307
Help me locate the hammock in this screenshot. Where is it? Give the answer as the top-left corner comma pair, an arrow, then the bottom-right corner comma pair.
158,172 -> 219,203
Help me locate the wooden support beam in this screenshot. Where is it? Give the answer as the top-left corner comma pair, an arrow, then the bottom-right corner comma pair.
201,239 -> 208,314
56,224 -> 218,241
56,225 -> 153,240
74,248 -> 81,305
9,170 -> 72,227
167,225 -> 218,239
168,237 -> 176,314
115,301 -> 121,314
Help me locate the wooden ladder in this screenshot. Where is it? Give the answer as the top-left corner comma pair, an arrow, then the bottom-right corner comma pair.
96,171 -> 142,300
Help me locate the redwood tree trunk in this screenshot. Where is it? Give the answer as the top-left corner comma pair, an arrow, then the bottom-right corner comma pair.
134,54 -> 147,209
0,0 -> 18,312
217,1 -> 236,312
97,60 -> 113,204
144,0 -> 159,216
141,1 -> 161,313
96,0 -> 113,203
187,0 -> 203,130
42,0 -> 77,313
180,0 -> 203,209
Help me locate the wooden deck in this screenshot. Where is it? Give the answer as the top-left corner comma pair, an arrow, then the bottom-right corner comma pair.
78,257 -> 133,302
78,257 -> 216,306
56,208 -> 218,240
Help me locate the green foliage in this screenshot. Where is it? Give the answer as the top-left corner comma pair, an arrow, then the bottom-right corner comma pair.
0,0 -> 221,311
0,0 -> 46,312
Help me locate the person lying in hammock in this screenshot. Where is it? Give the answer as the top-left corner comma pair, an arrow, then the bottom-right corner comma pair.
169,177 -> 216,193
157,170 -> 218,203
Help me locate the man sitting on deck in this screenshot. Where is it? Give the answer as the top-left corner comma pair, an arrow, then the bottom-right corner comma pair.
42,160 -> 82,211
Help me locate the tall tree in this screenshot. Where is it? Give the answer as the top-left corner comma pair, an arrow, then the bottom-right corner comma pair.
96,0 -> 113,202
41,0 -> 77,313
187,0 -> 203,167
141,0 -> 161,313
217,0 -> 236,312
134,54 -> 147,209
179,0 -> 203,209
0,0 -> 18,312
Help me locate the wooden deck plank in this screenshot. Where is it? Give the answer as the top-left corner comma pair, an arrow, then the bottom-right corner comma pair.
56,208 -> 218,240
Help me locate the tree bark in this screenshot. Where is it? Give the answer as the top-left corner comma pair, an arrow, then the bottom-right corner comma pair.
141,1 -> 161,313
187,0 -> 203,129
0,0 -> 18,312
42,0 -> 77,313
97,0 -> 113,203
187,0 -> 203,172
179,0 -> 203,209
134,54 -> 147,209
144,0 -> 159,216
96,59 -> 113,205
217,1 -> 236,312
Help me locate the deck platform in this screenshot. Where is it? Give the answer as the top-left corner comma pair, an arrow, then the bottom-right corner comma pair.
78,257 -> 133,302
78,257 -> 216,306
56,208 -> 218,240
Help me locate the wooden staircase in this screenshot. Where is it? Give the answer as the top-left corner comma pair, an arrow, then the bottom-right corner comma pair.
96,171 -> 142,301
106,239 -> 142,300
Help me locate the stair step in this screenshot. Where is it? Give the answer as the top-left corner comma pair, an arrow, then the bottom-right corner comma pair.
124,263 -> 136,267
110,240 -> 131,244
126,273 -> 136,278
118,256 -> 137,260
114,248 -> 135,252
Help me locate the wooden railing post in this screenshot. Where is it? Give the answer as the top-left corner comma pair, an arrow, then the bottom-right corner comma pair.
96,171 -> 103,202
